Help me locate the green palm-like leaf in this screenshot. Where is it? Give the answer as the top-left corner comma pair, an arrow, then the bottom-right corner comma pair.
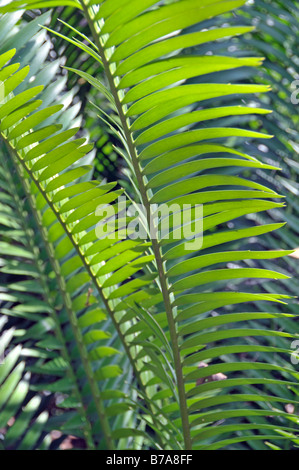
0,0 -> 298,450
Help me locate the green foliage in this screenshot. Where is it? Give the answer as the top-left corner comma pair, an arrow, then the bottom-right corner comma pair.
0,0 -> 298,450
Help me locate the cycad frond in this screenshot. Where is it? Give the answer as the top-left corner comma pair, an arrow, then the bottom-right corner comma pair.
0,0 -> 298,450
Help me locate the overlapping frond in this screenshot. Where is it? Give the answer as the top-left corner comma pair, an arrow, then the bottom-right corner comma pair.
0,12 -> 151,448
67,0 -> 299,450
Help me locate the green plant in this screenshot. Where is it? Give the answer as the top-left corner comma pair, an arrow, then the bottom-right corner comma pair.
0,0 -> 298,450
